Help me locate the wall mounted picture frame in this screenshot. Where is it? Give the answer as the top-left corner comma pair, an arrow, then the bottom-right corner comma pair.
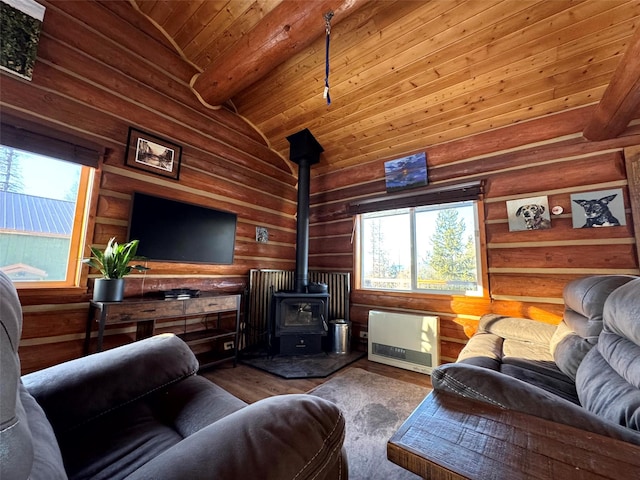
506,195 -> 551,232
125,127 -> 182,180
384,152 -> 428,192
256,226 -> 269,243
0,0 -> 46,81
570,188 -> 626,228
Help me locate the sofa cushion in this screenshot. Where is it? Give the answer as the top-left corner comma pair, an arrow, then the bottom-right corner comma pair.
1,269 -> 66,480
457,315 -> 577,402
477,314 -> 557,345
1,388 -> 35,480
576,278 -> 640,431
55,376 -> 246,480
149,375 -> 247,438
20,384 -> 67,480
125,394 -> 346,480
432,362 -> 640,445
0,271 -> 34,480
60,399 -> 184,480
23,334 -> 199,435
551,275 -> 636,380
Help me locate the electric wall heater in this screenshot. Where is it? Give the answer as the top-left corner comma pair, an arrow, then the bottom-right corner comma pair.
368,310 -> 439,374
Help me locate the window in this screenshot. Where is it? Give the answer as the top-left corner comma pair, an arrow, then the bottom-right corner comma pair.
359,200 -> 483,295
0,136 -> 94,287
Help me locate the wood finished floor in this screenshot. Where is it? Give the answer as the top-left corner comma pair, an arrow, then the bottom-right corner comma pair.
200,354 -> 433,404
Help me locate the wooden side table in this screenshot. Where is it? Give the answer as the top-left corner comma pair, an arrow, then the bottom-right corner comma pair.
85,293 -> 241,368
388,391 -> 640,479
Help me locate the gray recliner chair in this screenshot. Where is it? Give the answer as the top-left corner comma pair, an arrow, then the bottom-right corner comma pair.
0,271 -> 347,480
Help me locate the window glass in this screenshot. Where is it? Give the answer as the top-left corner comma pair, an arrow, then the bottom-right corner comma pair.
0,145 -> 91,284
360,201 -> 482,295
361,209 -> 411,290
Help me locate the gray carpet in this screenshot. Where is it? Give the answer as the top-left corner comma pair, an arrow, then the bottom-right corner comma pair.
241,351 -> 366,379
309,368 -> 430,480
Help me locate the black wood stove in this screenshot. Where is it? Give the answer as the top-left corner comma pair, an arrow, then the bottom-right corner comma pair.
272,291 -> 329,355
271,129 -> 329,355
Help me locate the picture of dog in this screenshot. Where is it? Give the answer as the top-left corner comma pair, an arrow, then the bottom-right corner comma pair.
572,194 -> 621,228
506,195 -> 551,232
515,204 -> 551,230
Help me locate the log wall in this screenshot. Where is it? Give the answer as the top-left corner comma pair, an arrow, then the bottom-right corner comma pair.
3,1 -> 639,372
2,1 -> 298,373
309,110 -> 640,362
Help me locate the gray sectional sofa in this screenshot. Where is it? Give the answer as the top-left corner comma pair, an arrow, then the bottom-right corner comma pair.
0,271 -> 347,480
432,274 -> 640,445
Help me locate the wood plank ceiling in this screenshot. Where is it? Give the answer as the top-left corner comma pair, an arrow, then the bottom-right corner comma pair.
122,0 -> 640,175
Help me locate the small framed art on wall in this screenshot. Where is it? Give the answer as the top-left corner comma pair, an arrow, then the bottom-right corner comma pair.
125,127 -> 182,180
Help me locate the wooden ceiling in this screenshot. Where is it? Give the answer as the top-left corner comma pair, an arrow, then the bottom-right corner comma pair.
127,0 -> 640,175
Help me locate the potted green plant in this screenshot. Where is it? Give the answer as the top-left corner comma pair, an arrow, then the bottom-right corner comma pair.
83,237 -> 149,302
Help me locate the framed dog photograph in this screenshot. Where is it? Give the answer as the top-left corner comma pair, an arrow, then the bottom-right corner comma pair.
506,196 -> 551,232
570,188 -> 626,228
125,127 -> 182,180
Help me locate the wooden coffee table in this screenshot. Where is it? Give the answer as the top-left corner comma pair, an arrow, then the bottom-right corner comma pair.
388,391 -> 640,479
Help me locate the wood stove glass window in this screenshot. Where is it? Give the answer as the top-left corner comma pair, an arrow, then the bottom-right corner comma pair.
276,298 -> 327,336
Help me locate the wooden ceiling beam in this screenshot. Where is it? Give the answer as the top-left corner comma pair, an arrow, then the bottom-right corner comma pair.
583,26 -> 640,141
191,0 -> 368,107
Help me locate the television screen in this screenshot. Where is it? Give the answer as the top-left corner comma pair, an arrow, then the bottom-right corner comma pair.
128,192 -> 237,264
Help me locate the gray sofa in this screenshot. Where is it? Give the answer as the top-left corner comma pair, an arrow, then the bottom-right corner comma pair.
0,271 -> 347,480
432,274 -> 640,445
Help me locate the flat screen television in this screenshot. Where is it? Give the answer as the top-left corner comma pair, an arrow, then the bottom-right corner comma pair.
128,192 -> 237,264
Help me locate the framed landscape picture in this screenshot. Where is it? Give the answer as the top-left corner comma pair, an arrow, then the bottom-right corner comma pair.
384,152 -> 428,192
125,127 -> 182,180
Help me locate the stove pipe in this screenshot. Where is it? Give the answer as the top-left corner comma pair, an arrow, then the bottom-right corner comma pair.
286,129 -> 324,293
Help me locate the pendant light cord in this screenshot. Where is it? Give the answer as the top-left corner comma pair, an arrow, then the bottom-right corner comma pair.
324,11 -> 334,105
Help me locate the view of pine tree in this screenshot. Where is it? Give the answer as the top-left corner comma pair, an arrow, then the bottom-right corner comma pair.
367,219 -> 392,281
424,209 -> 476,282
63,177 -> 80,202
0,147 -> 25,192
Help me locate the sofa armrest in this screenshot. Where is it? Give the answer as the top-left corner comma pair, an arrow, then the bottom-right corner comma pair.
126,394 -> 347,480
22,334 -> 198,434
478,313 -> 557,345
432,363 -> 640,446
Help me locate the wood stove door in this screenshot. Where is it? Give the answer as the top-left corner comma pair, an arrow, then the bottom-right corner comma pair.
275,297 -> 328,337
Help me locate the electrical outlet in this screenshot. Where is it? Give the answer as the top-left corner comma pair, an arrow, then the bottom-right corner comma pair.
223,341 -> 234,350
360,331 -> 368,339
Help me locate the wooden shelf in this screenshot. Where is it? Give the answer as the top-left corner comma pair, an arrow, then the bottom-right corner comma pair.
179,329 -> 234,346
86,292 -> 242,367
196,349 -> 236,370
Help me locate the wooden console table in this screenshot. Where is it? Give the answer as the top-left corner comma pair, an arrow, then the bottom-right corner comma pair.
388,391 -> 640,479
84,293 -> 241,369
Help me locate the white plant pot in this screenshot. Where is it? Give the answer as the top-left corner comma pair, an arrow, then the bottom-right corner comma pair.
93,278 -> 125,302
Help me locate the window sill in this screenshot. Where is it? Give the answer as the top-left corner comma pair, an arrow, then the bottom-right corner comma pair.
354,288 -> 488,299
16,285 -> 90,305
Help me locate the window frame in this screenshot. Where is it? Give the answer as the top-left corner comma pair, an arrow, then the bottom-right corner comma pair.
353,184 -> 488,298
0,116 -> 100,290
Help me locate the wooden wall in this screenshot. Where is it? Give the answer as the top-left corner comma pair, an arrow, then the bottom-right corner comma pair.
4,1 -> 639,373
309,108 -> 640,362
2,1 -> 298,373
